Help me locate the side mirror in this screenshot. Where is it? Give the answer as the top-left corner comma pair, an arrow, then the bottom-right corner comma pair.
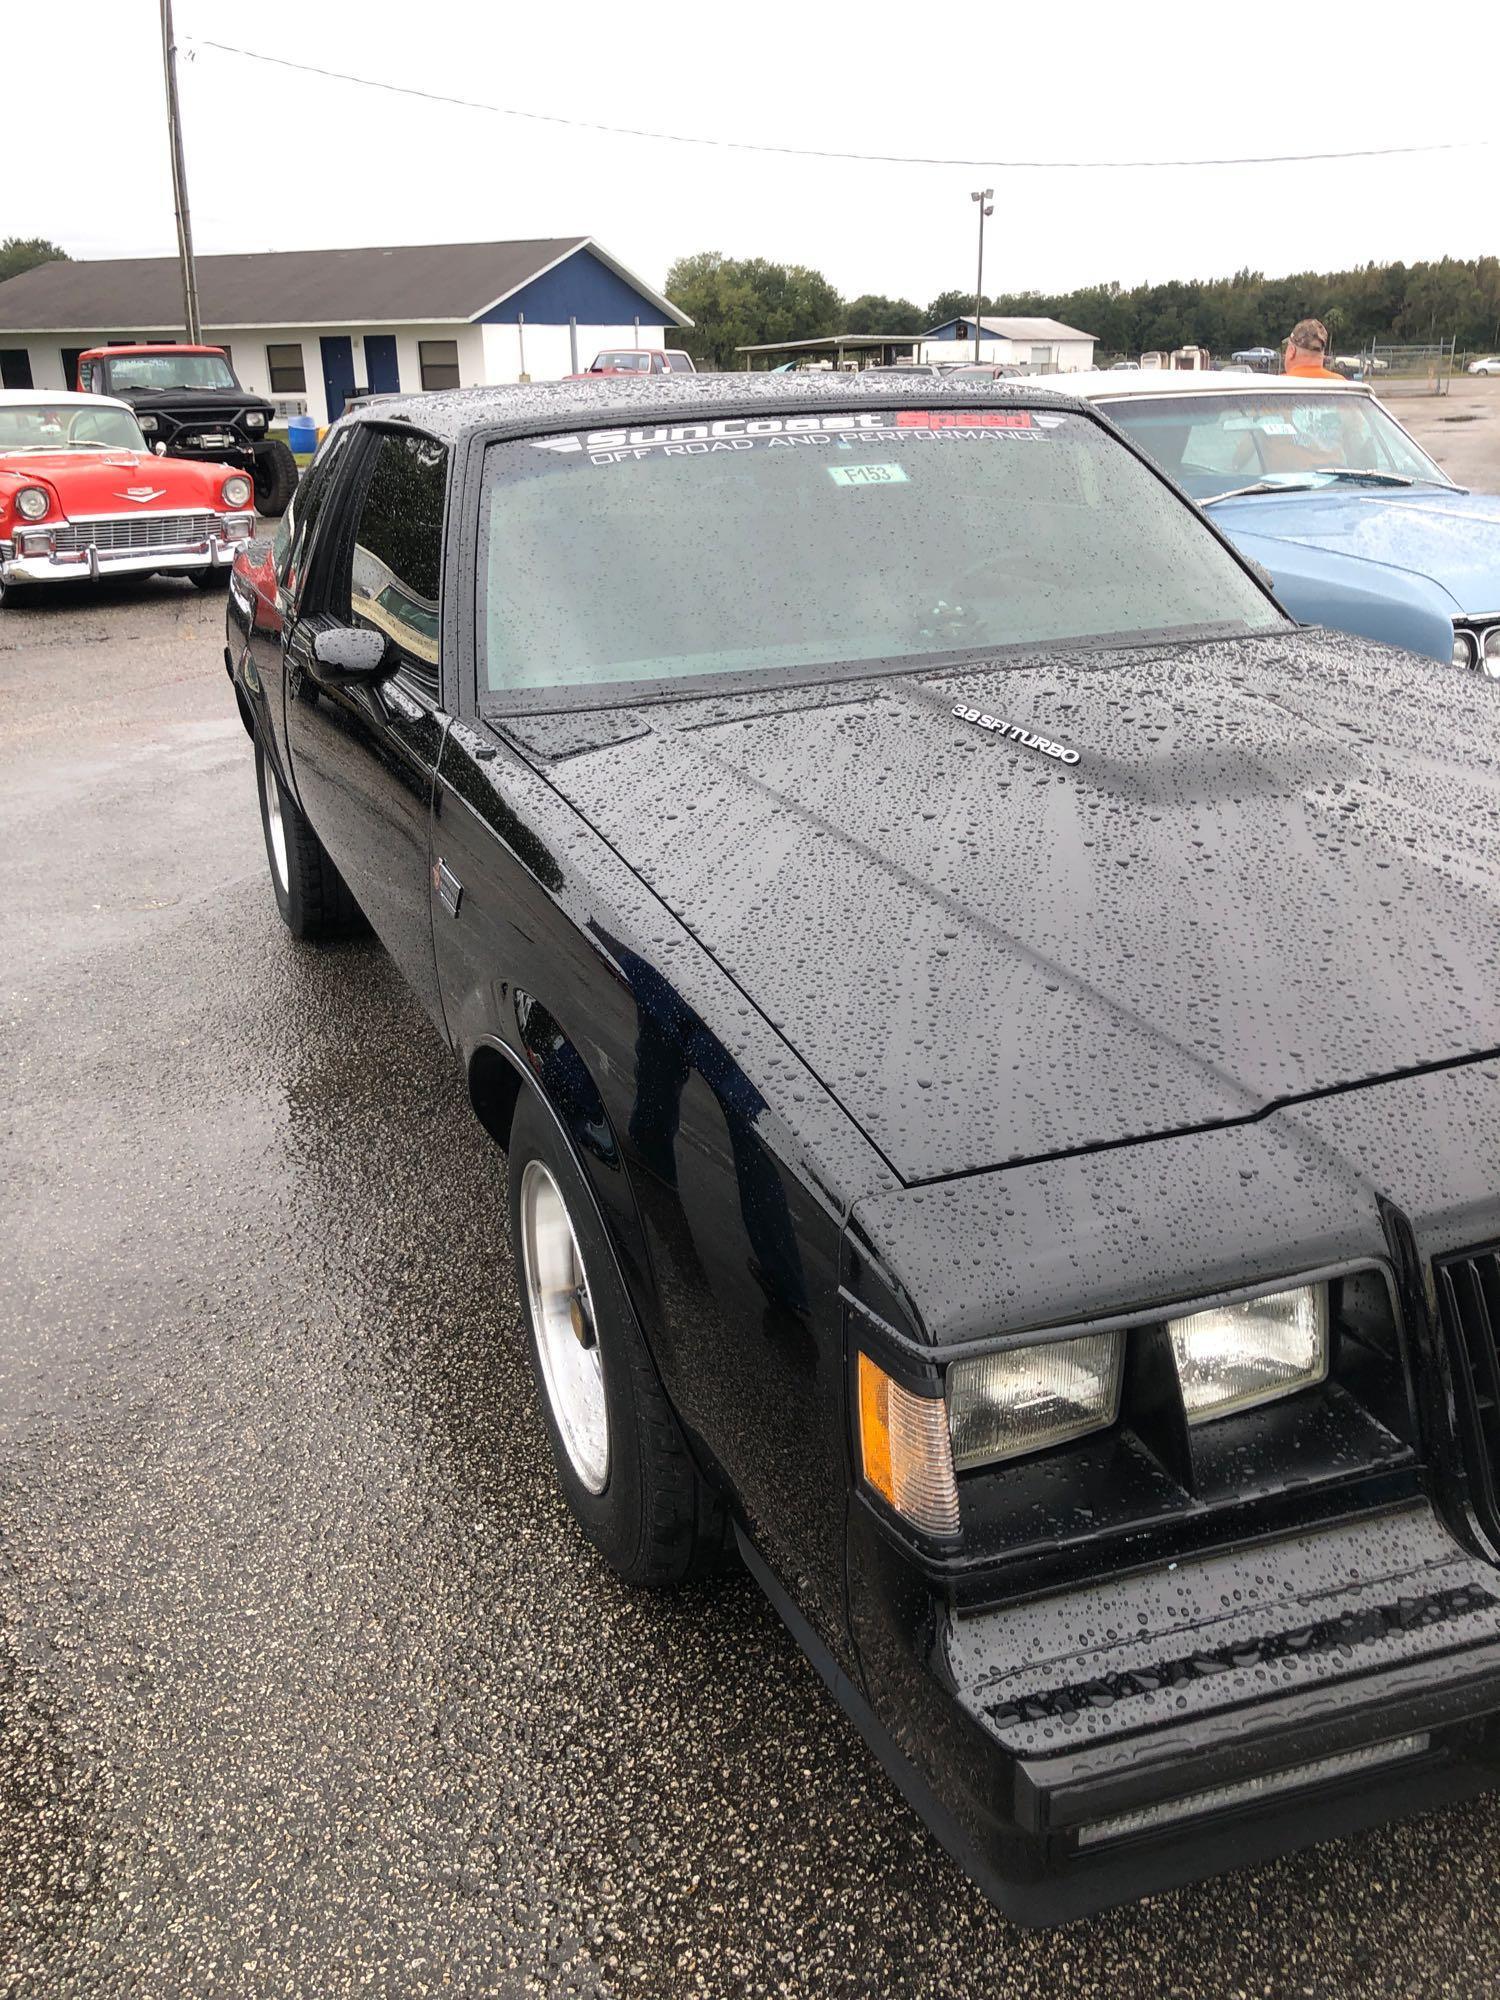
311,626 -> 389,684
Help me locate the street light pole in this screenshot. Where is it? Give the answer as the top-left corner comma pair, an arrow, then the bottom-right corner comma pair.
160,0 -> 202,344
970,189 -> 993,364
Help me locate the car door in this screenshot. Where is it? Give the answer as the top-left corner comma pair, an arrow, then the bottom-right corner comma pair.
284,424 -> 451,1034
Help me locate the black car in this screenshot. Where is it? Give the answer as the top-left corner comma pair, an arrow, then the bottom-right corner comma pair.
78,344 -> 299,515
223,375 -> 1500,1924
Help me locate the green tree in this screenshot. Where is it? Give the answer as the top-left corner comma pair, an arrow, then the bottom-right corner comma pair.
925,289 -> 976,329
0,235 -> 68,285
666,251 -> 843,370
844,293 -> 925,336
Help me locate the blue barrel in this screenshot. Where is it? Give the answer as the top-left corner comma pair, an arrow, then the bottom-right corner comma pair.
287,415 -> 318,455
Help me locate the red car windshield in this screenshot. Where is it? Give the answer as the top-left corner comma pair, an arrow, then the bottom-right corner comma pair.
104,353 -> 237,392
0,402 -> 145,452
592,353 -> 652,373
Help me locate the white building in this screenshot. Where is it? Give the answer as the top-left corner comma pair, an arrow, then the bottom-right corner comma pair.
0,237 -> 692,426
919,314 -> 1097,373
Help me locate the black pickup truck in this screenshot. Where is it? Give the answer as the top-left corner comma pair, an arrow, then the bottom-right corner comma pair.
78,343 -> 298,514
222,373 -> 1500,1925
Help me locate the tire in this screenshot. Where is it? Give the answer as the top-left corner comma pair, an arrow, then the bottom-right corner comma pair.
189,567 -> 231,591
0,574 -> 37,612
252,438 -> 298,517
254,738 -> 364,939
508,1091 -> 732,1587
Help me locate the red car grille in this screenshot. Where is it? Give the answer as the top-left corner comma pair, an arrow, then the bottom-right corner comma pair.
50,512 -> 221,553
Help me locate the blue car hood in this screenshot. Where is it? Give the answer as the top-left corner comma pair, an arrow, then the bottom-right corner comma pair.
1209,486 -> 1500,614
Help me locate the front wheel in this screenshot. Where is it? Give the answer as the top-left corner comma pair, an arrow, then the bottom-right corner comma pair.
189,567 -> 231,591
252,438 -> 298,517
0,574 -> 37,612
508,1093 -> 732,1586
254,739 -> 363,939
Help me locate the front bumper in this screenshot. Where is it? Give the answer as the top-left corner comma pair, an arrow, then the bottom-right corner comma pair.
1,516 -> 254,585
822,1503 -> 1500,1923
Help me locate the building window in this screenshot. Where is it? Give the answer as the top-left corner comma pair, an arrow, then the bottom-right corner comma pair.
419,339 -> 460,391
0,349 -> 32,390
266,342 -> 306,394
62,348 -> 85,391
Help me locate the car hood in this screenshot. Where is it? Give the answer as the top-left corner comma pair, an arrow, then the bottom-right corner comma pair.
1208,486 -> 1500,615
0,448 -> 241,516
522,630 -> 1500,1184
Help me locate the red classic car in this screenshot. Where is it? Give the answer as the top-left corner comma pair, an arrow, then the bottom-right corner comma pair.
0,389 -> 256,610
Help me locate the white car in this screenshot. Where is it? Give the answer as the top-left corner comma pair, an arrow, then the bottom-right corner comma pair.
1469,356 -> 1500,376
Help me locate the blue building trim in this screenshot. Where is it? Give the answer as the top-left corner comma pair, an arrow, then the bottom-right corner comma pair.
479,248 -> 673,326
925,319 -> 1001,344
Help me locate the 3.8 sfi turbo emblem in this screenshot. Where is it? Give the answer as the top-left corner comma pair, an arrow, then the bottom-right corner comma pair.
952,703 -> 1079,765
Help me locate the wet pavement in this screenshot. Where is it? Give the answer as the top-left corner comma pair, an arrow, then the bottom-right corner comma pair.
4,575 -> 1500,1999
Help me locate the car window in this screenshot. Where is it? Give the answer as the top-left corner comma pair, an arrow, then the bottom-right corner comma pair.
272,428 -> 355,605
347,430 -> 448,695
664,352 -> 696,374
105,352 -> 237,391
478,407 -> 1283,704
1099,393 -> 1450,499
0,403 -> 144,452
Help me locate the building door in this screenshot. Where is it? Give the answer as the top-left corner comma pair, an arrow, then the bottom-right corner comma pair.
364,334 -> 399,394
61,348 -> 85,391
319,334 -> 356,420
0,349 -> 32,389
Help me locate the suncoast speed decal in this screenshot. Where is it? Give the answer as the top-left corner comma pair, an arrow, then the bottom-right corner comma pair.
952,702 -> 1080,765
525,409 -> 1068,466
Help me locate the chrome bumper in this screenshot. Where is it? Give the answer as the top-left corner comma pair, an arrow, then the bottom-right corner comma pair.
0,516 -> 254,585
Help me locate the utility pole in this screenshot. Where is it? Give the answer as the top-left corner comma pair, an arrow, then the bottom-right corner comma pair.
970,189 -> 993,364
160,0 -> 202,343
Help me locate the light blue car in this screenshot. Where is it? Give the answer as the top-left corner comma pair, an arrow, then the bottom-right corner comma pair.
1061,372 -> 1500,677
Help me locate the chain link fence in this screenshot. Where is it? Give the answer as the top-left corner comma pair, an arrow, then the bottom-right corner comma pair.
1356,337 -> 1457,396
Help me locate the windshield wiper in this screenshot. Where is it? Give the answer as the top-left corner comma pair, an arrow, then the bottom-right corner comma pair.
1311,466 -> 1457,491
1203,480 -> 1321,505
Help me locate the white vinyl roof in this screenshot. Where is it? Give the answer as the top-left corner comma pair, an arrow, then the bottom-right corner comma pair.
0,387 -> 134,410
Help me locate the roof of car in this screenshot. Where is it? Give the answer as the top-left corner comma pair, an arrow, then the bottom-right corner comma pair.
79,344 -> 226,360
342,370 -> 1089,446
0,387 -> 134,411
1044,370 -> 1371,401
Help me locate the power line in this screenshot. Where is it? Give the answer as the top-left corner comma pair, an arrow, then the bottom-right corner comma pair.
188,38 -> 1488,172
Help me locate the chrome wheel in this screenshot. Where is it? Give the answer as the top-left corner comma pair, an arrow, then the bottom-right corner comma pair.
260,751 -> 289,893
520,1159 -> 609,1493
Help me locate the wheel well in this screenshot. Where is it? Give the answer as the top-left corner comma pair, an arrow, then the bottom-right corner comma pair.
468,1043 -> 523,1154
233,682 -> 255,739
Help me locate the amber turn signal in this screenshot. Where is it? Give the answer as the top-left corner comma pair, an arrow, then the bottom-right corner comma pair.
857,1352 -> 960,1536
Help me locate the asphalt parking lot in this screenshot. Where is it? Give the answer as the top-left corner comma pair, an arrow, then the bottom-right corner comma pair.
4,402 -> 1500,1999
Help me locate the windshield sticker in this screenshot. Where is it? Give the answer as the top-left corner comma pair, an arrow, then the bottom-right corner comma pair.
827,463 -> 908,487
524,410 -> 1070,466
952,702 -> 1080,766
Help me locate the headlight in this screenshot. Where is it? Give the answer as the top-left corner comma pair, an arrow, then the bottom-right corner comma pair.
1168,1283 -> 1328,1424
15,487 -> 50,521
1482,626 -> 1500,680
245,411 -> 267,430
221,475 -> 253,509
1452,627 -> 1478,671
946,1332 -> 1124,1470
138,414 -> 158,434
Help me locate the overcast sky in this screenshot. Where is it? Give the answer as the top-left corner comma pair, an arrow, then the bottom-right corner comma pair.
12,0 -> 1497,309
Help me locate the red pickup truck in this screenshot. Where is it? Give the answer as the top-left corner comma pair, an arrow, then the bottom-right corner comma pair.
572,348 -> 697,378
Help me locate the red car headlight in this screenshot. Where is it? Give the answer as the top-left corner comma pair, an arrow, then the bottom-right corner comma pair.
15,487 -> 51,521
221,474 -> 253,509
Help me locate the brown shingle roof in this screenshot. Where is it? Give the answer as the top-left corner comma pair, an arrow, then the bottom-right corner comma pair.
0,237 -> 683,331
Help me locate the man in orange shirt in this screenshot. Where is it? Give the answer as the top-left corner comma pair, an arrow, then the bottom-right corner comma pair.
1282,318 -> 1346,381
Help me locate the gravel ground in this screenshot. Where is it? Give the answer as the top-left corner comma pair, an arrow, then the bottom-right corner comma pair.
4,559 -> 1500,2000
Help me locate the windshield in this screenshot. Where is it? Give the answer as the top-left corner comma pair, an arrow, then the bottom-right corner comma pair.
1097,391 -> 1451,500
592,352 -> 650,373
104,352 -> 237,392
479,407 -> 1284,703
0,403 -> 146,452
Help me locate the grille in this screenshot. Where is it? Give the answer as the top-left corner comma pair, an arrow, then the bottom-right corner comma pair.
1435,1246 -> 1500,1540
51,513 -> 220,554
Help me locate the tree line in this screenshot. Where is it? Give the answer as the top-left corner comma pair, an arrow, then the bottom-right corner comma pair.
666,251 -> 1500,368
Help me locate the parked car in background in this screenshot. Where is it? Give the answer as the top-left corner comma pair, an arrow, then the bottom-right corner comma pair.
226,373 -> 1500,1925
941,362 -> 1025,382
1059,371 -> 1500,673
857,363 -> 943,377
1469,356 -> 1500,377
575,348 -> 697,377
76,344 -> 299,516
0,389 -> 255,610
1230,347 -> 1280,372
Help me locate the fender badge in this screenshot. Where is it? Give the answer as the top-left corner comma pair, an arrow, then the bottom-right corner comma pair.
952,703 -> 1079,765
